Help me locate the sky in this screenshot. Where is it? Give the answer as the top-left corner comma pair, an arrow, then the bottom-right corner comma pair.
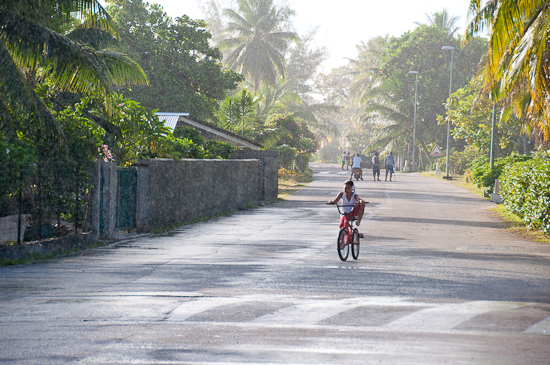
132,0 -> 476,73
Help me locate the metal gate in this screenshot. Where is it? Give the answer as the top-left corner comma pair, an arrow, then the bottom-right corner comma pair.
116,167 -> 137,230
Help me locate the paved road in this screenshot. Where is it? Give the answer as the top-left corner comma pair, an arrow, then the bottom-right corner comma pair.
1,163 -> 550,364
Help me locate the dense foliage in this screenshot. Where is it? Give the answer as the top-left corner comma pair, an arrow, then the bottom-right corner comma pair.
464,0 -> 550,147
107,0 -> 242,121
439,76 -> 534,156
500,154 -> 550,233
0,0 -> 147,145
469,154 -> 532,193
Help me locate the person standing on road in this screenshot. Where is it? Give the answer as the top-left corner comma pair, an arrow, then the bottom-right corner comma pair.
350,153 -> 363,180
346,152 -> 351,170
371,151 -> 380,181
341,152 -> 346,170
384,151 -> 395,182
327,180 -> 366,227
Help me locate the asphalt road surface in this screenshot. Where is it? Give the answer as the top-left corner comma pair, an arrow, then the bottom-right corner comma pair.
1,163 -> 550,364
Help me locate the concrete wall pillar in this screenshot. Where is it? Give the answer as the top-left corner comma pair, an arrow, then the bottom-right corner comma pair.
232,150 -> 278,202
101,160 -> 117,240
91,159 -> 117,240
136,159 -> 150,232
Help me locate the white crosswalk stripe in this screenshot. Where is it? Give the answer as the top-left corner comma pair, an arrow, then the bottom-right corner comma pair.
160,295 -> 550,335
382,300 -> 525,332
525,317 -> 550,335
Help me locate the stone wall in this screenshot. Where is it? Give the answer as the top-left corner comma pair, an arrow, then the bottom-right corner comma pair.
0,232 -> 97,262
136,158 -> 262,231
231,150 -> 278,202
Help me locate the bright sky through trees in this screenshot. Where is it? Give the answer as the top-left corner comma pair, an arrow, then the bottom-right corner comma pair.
116,0 -> 474,72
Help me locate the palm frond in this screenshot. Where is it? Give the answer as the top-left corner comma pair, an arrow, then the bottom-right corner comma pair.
0,40 -> 62,136
0,9 -> 147,96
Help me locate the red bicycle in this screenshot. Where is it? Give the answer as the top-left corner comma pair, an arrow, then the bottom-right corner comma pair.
334,203 -> 366,261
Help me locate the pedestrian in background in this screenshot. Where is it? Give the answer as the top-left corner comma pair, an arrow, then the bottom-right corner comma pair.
341,152 -> 346,170
372,151 -> 380,181
346,152 -> 351,170
385,151 -> 395,182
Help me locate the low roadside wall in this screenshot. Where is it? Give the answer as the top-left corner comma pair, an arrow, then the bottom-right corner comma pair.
1,153 -> 278,261
231,150 -> 278,202
0,232 -> 96,262
136,158 -> 261,231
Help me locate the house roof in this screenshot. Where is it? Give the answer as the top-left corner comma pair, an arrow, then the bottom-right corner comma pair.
155,112 -> 263,150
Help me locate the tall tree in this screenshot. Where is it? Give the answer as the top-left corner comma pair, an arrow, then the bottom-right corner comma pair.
416,9 -> 461,36
348,26 -> 486,168
220,0 -> 298,91
107,0 -> 242,122
464,0 -> 550,147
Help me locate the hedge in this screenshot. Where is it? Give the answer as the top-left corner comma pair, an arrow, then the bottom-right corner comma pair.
470,154 -> 532,193
500,158 -> 550,234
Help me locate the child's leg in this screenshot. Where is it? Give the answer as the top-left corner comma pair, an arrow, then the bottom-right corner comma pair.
356,203 -> 365,223
351,203 -> 365,225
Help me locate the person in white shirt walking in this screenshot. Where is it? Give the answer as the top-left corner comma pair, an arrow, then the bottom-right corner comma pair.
350,153 -> 363,180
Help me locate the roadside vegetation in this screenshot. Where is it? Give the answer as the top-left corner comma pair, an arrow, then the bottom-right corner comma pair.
277,168 -> 313,200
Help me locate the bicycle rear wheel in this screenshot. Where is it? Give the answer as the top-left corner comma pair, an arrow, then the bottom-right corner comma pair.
351,229 -> 360,260
337,229 -> 349,261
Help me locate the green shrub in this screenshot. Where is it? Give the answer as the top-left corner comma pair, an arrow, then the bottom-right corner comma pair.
203,140 -> 236,159
447,145 -> 482,175
277,144 -> 297,169
470,153 -> 531,193
501,158 -> 550,234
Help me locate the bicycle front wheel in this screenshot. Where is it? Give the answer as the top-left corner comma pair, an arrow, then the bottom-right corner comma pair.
337,229 -> 349,261
351,229 -> 360,260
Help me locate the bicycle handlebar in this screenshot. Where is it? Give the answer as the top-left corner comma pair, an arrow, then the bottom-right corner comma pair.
332,203 -> 368,216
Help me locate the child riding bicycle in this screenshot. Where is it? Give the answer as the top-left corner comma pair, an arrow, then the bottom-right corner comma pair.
327,180 -> 366,228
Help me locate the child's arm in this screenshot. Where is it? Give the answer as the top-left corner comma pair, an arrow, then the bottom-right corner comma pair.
327,192 -> 343,205
354,194 -> 365,204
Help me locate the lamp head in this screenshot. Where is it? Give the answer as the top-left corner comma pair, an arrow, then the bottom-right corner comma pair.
442,46 -> 455,50
408,71 -> 418,74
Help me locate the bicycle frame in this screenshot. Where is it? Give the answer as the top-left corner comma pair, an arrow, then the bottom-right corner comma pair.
336,204 -> 357,236
335,204 -> 360,261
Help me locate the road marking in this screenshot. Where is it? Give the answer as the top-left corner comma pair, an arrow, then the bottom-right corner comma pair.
252,300 -> 357,325
525,317 -> 550,335
382,300 -> 526,331
91,291 -> 205,297
168,297 -> 249,321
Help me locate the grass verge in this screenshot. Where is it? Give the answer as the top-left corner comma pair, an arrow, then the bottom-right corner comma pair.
421,171 -> 487,198
489,204 -> 550,244
0,241 -> 107,267
277,170 -> 313,201
421,171 -> 548,243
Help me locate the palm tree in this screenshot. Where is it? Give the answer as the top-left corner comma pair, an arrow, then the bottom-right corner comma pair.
220,0 -> 298,91
0,0 -> 147,137
463,0 -> 550,146
218,89 -> 257,136
416,9 -> 460,36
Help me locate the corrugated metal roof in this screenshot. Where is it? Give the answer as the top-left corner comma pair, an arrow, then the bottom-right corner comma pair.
156,112 -> 190,131
154,112 -> 263,150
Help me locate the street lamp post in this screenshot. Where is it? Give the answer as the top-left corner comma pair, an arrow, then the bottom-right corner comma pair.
408,71 -> 418,172
442,46 -> 454,180
490,103 -> 496,169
